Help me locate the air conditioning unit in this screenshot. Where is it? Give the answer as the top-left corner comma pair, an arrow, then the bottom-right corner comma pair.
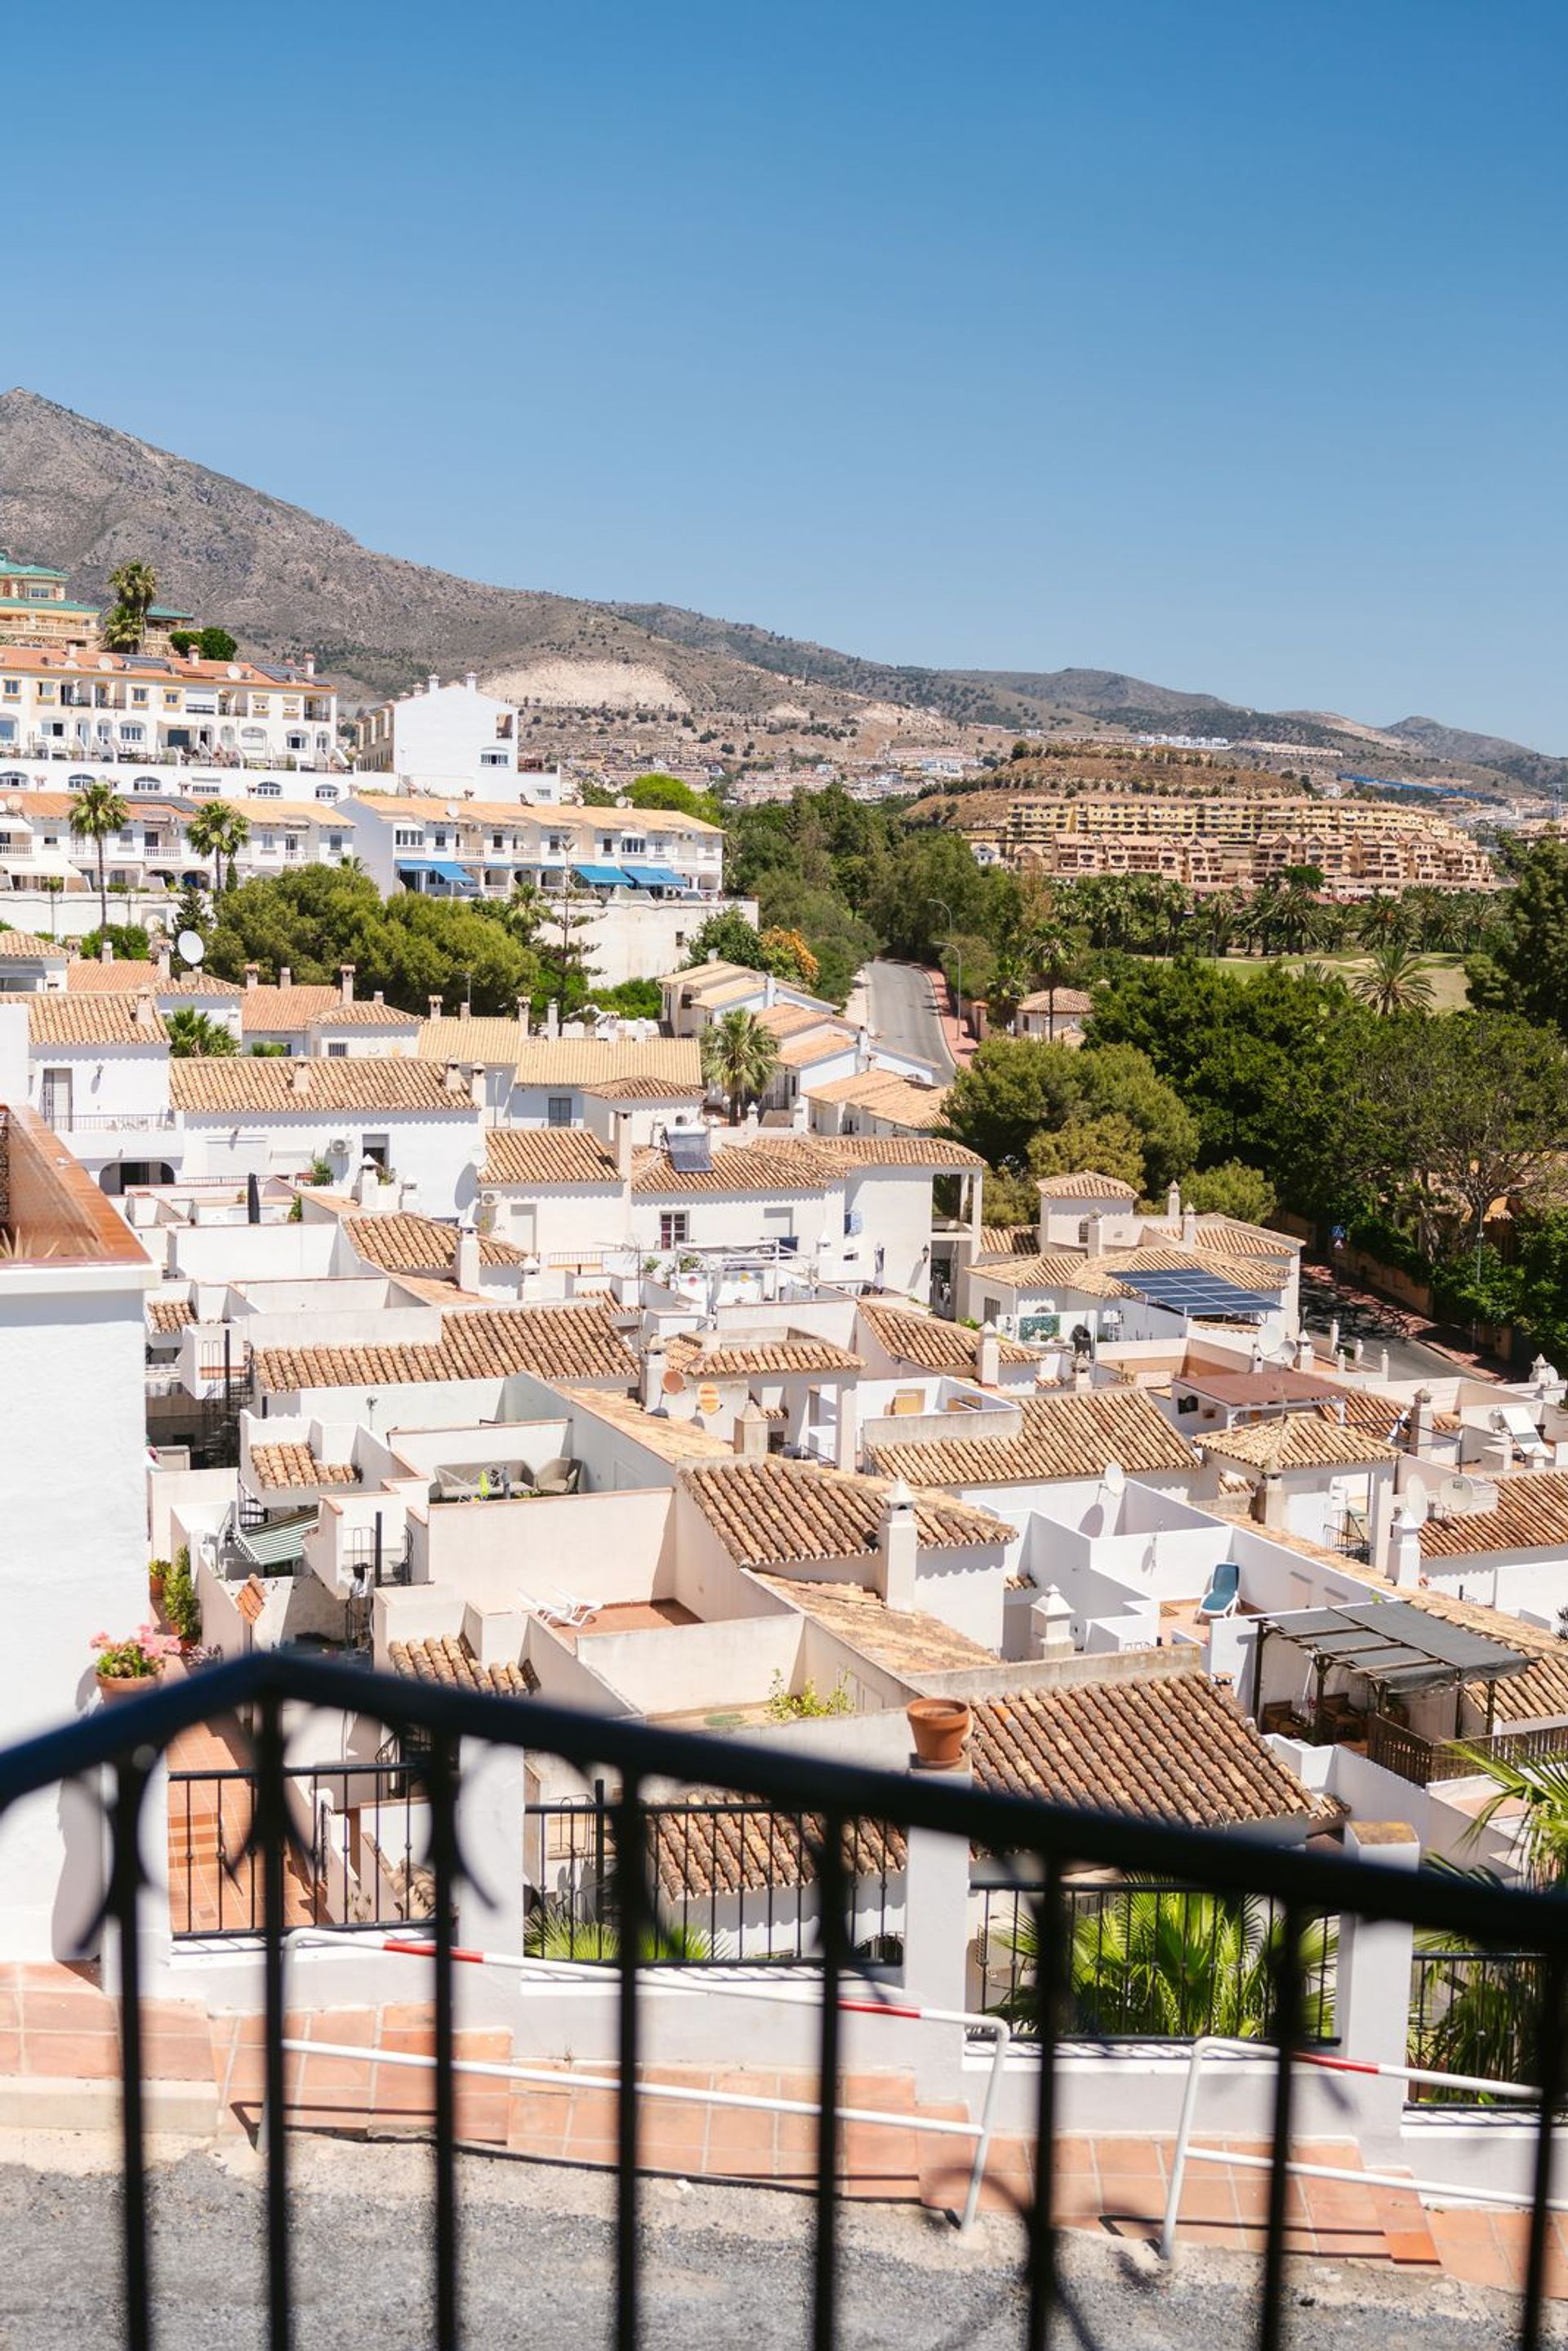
327,1136 -> 350,1155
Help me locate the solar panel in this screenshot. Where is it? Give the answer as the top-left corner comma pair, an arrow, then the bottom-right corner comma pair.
666,1129 -> 712,1173
1117,1267 -> 1269,1319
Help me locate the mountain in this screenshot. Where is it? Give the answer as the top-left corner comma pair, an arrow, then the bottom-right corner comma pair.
1,386 -> 1562,795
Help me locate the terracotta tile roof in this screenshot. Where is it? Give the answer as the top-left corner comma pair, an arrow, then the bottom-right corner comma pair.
775,1026 -> 856,1069
65,960 -> 166,993
418,1015 -> 528,1066
751,1572 -> 1001,1674
344,1213 -> 522,1274
1178,1368 -> 1344,1408
1195,1215 -> 1304,1259
681,1458 -> 1012,1567
970,1675 -> 1315,1828
1035,1169 -> 1138,1200
236,1576 -> 267,1625
308,1000 -> 421,1029
483,1128 -> 621,1185
651,1810 -> 904,1901
147,1296 -> 194,1335
870,1388 -> 1196,1486
856,1299 -> 1036,1373
170,1058 -> 474,1114
5,991 -> 167,1045
1018,987 -> 1094,1017
388,1634 -> 537,1699
967,1250 -> 1138,1299
512,1037 -> 702,1087
0,933 -> 68,961
632,1140 -> 833,1196
248,1442 -> 359,1490
1203,1415 -> 1397,1471
253,1301 -> 636,1393
804,1069 -> 951,1132
1400,1588 -> 1568,1726
755,1002 -> 835,1042
578,1072 -> 706,1101
979,1224 -> 1039,1257
239,984 -> 342,1033
805,1132 -> 986,1172
155,973 -> 246,1000
665,1329 -> 864,1378
1415,1471 -> 1568,1562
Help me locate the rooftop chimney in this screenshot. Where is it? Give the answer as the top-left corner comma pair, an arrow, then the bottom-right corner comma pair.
454,1227 -> 481,1294
515,996 -> 531,1036
1181,1204 -> 1198,1247
615,1111 -> 634,1180
428,995 -> 443,1020
733,1400 -> 768,1460
287,1060 -> 310,1096
876,1476 -> 919,1614
279,966 -> 292,991
545,1000 -> 559,1042
1083,1212 -> 1106,1258
1166,1179 -> 1181,1221
99,938 -> 114,964
304,653 -> 316,680
427,675 -> 439,696
641,1335 -> 668,1414
1410,1387 -> 1436,1454
244,962 -> 261,992
835,1383 -> 860,1474
464,670 -> 478,692
133,991 -> 158,1034
339,963 -> 355,1007
443,1060 -> 466,1098
154,937 -> 173,981
1029,1584 -> 1075,1661
978,1320 -> 1001,1389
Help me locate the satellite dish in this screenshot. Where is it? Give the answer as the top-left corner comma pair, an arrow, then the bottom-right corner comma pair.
662,1366 -> 687,1397
1102,1460 -> 1127,1498
1439,1475 -> 1477,1520
1403,1471 -> 1430,1528
176,930 -> 205,967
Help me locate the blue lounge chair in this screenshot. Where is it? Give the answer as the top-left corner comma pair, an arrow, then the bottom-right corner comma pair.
1197,1561 -> 1241,1621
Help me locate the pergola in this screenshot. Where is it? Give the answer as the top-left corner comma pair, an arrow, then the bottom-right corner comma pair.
1250,1598 -> 1531,1739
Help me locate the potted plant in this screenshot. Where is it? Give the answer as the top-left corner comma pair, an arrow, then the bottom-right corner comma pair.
148,1556 -> 171,1612
163,1546 -> 203,1649
92,1627 -> 176,1703
906,1697 -> 973,1768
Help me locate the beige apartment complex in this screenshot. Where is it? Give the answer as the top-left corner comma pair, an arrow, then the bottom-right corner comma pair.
962,793 -> 1494,895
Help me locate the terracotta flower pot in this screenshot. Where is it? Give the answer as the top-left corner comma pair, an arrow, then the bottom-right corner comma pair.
96,1666 -> 163,1705
906,1697 -> 972,1769
149,1572 -> 166,1613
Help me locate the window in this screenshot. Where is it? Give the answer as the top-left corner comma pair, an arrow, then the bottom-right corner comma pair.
287,734 -> 306,752
327,1041 -> 348,1059
2,680 -> 19,698
131,688 -> 148,706
394,829 -> 422,848
659,1212 -> 689,1249
327,835 -> 344,855
546,1095 -> 573,1128
121,724 -> 144,743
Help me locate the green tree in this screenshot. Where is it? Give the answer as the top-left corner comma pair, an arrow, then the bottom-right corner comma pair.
1355,1012 -> 1568,1247
171,882 -> 209,946
186,800 -> 251,894
203,865 -> 539,1016
166,1008 -> 238,1058
1181,1160 -> 1278,1223
105,559 -> 158,652
940,1036 -> 1084,1171
1071,1042 -> 1200,1196
197,626 -> 238,661
69,781 -> 129,935
1354,944 -> 1437,1015
1468,838 -> 1568,1035
699,1009 -> 779,1124
79,922 -> 150,963
627,773 -> 722,823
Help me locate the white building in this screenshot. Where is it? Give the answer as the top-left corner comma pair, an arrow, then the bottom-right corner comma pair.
0,646 -> 338,770
0,1098 -> 158,1955
350,673 -> 562,800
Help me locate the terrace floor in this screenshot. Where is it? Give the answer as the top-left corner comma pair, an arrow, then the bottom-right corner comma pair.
165,1716 -> 318,1938
568,1599 -> 701,1641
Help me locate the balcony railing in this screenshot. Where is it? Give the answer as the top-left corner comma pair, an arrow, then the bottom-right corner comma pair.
42,1109 -> 178,1134
16,1649 -> 1568,2349
1367,1711 -> 1568,1788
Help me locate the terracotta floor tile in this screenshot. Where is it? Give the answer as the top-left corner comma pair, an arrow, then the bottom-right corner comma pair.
565,2090 -> 622,2144
24,2031 -> 120,2079
1097,2172 -> 1165,2222
21,1991 -> 113,2033
1093,2137 -> 1165,2179
707,2102 -> 777,2154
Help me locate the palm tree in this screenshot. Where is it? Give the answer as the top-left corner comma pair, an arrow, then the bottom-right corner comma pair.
69,781 -> 128,934
1354,944 -> 1437,1015
523,1900 -> 713,1963
1462,1749 -> 1568,1888
1356,894 -> 1412,950
1026,924 -> 1083,1040
105,559 -> 158,652
185,799 -> 251,894
700,1009 -> 779,1124
1000,1883 -> 1335,2042
166,1008 -> 238,1058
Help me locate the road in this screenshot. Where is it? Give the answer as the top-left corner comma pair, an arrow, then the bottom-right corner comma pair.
0,2139 -> 1522,2351
864,959 -> 955,1077
1298,1267 -> 1491,1385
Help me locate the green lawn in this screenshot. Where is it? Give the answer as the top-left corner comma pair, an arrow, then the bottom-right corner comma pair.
1196,952 -> 1472,1011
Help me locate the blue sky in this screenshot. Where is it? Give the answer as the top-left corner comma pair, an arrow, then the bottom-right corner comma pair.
8,2 -> 1566,746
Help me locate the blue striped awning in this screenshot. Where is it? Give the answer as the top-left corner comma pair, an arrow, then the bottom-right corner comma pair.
573,862 -> 632,888
398,860 -> 476,888
621,863 -> 689,890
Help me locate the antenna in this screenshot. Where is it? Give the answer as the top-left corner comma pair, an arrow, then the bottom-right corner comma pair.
176,929 -> 205,968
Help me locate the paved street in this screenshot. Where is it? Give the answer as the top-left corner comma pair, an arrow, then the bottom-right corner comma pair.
1298,1267 -> 1502,1386
0,2139 -> 1538,2351
864,960 -> 956,1077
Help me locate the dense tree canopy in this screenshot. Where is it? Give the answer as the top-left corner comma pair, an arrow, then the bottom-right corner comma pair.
1468,839 -> 1568,1036
941,1035 -> 1197,1205
205,867 -> 540,1015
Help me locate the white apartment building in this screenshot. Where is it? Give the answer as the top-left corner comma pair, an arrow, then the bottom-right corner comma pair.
0,1093 -> 158,1955
0,645 -> 339,770
351,672 -> 563,800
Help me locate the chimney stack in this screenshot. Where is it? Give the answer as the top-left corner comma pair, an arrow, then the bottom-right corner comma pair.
545,1000 -> 559,1042
733,1400 -> 769,1461
1181,1203 -> 1198,1247
1166,1179 -> 1181,1222
443,1060 -> 466,1099
641,1335 -> 668,1414
427,675 -> 439,696
1410,1387 -> 1436,1454
1084,1212 -> 1106,1258
279,966 -> 292,991
1029,1584 -> 1075,1661
133,991 -> 158,1034
454,1227 -> 481,1293
287,1060 -> 310,1096
835,1383 -> 860,1474
304,653 -> 316,680
877,1478 -> 919,1613
339,963 -> 356,1007
515,996 -> 531,1036
155,937 -> 173,981
978,1320 -> 1001,1389
1294,1333 -> 1315,1373
464,670 -> 478,692
428,995 -> 443,1020
244,962 -> 261,992
614,1111 -> 634,1180
99,938 -> 114,964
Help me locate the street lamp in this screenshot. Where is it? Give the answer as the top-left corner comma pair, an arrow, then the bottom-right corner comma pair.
929,896 -> 962,1054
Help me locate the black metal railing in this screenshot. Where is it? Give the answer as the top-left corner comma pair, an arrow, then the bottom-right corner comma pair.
1409,1948 -> 1546,2102
16,1649 -> 1568,2350
972,1879 -> 1338,2046
527,1789 -> 903,1966
167,1758 -> 431,1939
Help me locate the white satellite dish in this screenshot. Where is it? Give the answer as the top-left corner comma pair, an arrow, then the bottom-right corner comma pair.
176,930 -> 205,967
1101,1460 -> 1127,1498
1439,1475 -> 1477,1520
1403,1471 -> 1430,1528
